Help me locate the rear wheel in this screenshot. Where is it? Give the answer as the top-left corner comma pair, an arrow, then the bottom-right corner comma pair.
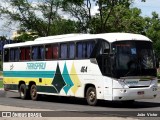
19,84 -> 28,99
86,87 -> 97,106
30,84 -> 38,101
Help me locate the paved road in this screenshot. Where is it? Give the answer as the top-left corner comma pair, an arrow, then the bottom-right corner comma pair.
0,89 -> 160,119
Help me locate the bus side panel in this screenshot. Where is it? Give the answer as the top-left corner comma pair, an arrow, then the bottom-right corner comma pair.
3,60 -> 106,99
103,76 -> 113,101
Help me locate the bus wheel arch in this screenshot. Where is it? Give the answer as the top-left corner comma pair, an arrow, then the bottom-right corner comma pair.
85,84 -> 97,106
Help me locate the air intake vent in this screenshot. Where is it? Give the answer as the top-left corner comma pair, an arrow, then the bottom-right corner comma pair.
129,86 -> 149,88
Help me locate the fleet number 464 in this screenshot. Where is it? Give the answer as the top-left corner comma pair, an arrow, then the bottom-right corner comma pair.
81,66 -> 88,73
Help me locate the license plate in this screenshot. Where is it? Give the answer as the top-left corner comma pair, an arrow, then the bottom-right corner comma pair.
137,91 -> 144,95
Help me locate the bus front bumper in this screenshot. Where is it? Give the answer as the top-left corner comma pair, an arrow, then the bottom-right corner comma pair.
112,86 -> 158,101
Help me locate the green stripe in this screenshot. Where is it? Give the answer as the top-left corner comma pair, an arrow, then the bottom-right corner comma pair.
4,84 -> 18,90
3,71 -> 55,78
4,84 -> 58,94
37,86 -> 58,93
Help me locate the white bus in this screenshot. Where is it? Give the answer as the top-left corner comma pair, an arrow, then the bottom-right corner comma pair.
3,33 -> 158,105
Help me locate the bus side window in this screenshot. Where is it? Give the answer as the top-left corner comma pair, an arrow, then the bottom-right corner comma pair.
60,43 -> 67,59
4,49 -> 9,62
25,47 -> 31,60
77,41 -> 95,59
86,41 -> 95,58
53,44 -> 58,59
14,48 -> 19,61
77,42 -> 83,59
20,47 -> 30,61
20,48 -> 25,60
32,46 -> 38,60
45,45 -> 53,60
10,49 -> 15,61
69,43 -> 75,59
9,48 -> 19,62
40,46 -> 44,60
32,46 -> 44,60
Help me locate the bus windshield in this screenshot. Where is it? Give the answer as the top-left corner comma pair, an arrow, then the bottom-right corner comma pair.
112,41 -> 156,78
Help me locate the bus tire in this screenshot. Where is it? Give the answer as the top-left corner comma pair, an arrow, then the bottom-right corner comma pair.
30,84 -> 38,101
19,84 -> 28,100
86,87 -> 97,106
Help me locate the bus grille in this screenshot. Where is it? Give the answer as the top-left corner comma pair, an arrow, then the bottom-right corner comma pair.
129,86 -> 149,88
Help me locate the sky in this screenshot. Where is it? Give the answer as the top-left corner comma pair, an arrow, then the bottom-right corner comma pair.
134,0 -> 160,16
0,0 -> 160,39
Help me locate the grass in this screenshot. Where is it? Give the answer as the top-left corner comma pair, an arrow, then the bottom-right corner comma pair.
0,71 -> 3,76
0,80 -> 3,88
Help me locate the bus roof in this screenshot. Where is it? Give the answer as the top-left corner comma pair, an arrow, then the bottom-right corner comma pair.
4,33 -> 151,48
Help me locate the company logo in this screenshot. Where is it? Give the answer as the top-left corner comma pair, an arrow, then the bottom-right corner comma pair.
10,64 -> 14,70
126,81 -> 138,84
27,62 -> 46,70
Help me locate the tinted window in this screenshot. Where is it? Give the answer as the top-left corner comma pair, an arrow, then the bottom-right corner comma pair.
45,45 -> 53,59
86,41 -> 95,58
25,47 -> 31,60
77,42 -> 83,58
15,49 -> 19,61
69,43 -> 75,59
20,47 -> 31,61
53,44 -> 58,59
4,49 -> 9,62
45,44 -> 58,60
32,46 -> 44,60
77,41 -> 95,59
60,43 -> 67,59
10,48 -> 19,61
99,41 -> 110,55
10,49 -> 15,61
20,47 -> 25,60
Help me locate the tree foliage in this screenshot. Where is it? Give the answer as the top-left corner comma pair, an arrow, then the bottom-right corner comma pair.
0,0 -> 160,58
145,12 -> 160,58
0,36 -> 7,40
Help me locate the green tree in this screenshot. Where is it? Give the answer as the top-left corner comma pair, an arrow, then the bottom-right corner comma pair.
0,36 -> 7,40
0,0 -> 72,37
58,0 -> 134,34
13,30 -> 38,41
145,12 -> 160,58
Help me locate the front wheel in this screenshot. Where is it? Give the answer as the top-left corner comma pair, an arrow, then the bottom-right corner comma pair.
86,87 -> 97,106
30,84 -> 38,101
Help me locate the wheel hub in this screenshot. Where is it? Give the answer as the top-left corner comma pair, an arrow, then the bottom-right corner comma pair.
89,91 -> 96,101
